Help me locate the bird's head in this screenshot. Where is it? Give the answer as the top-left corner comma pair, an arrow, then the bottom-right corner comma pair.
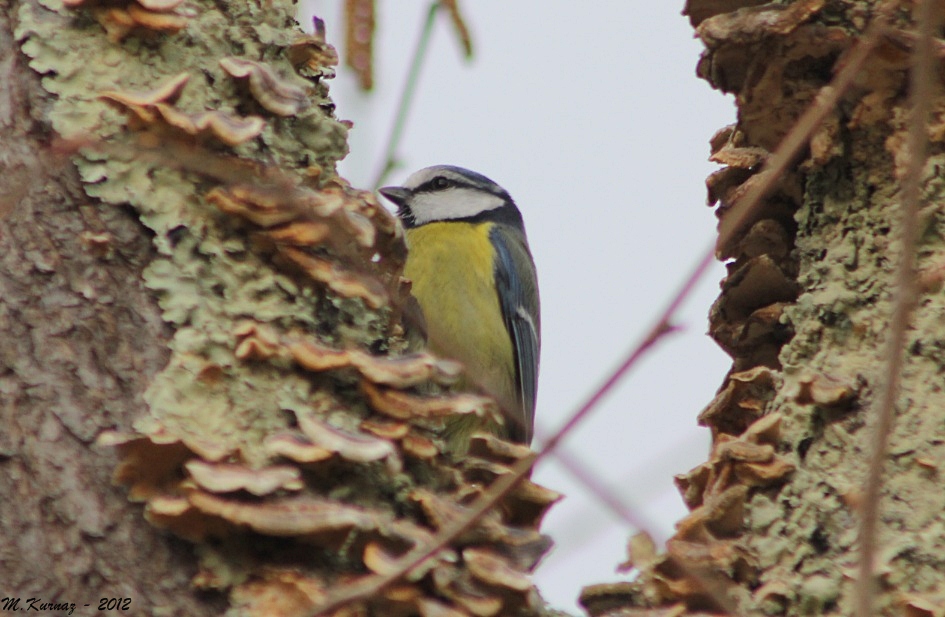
379,165 -> 517,228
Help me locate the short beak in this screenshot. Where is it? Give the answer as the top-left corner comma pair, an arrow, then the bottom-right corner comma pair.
378,186 -> 410,206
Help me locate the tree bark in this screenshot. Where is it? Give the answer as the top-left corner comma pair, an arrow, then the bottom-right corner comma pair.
0,6 -> 224,614
581,2 -> 945,616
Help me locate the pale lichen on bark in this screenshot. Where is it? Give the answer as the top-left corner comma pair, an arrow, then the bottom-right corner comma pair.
15,0 -> 355,459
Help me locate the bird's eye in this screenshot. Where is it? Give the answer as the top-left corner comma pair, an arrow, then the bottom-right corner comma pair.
432,177 -> 449,189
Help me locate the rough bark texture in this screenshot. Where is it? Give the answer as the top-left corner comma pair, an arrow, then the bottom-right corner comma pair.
0,7 -> 224,615
581,1 -> 945,616
1,2 -> 559,615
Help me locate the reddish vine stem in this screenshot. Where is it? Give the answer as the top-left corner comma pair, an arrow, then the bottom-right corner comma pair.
370,2 -> 441,190
545,446 -> 661,541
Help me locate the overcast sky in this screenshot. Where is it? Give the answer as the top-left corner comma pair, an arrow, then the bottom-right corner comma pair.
302,2 -> 737,612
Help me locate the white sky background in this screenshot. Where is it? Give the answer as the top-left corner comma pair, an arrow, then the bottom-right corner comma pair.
300,2 -> 737,612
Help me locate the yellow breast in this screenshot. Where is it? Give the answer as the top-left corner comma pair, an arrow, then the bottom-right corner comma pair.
404,222 -> 516,441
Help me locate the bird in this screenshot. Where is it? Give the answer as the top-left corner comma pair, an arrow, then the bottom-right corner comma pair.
379,165 -> 540,451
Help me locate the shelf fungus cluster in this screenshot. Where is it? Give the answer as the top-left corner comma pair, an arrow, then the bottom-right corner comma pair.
61,0 -> 192,42
204,172 -> 409,312
90,67 -> 561,616
97,391 -> 559,617
581,410 -> 795,616
100,73 -> 267,147
581,0 -> 945,615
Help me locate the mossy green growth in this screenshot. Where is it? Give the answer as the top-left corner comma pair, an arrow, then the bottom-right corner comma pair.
14,0 -> 387,465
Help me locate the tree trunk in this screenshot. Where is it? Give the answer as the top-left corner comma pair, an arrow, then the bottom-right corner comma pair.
1,2 -> 556,616
580,1 -> 945,616
0,6 -> 221,615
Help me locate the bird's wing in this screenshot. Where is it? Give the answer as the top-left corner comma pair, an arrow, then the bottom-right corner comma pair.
490,225 -> 541,443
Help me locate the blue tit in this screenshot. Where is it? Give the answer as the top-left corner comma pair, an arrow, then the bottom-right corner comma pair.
379,165 -> 540,451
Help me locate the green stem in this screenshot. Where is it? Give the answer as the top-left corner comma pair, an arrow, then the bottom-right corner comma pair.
370,2 -> 440,190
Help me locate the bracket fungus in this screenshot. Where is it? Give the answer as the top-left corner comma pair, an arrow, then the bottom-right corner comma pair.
220,57 -> 310,117
62,0 -> 191,41
100,74 -> 265,146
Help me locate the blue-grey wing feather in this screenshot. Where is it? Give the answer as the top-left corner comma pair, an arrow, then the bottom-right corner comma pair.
490,225 -> 540,443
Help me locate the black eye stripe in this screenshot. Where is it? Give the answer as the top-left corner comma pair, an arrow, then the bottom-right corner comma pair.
415,178 -> 505,196
416,176 -> 459,193
411,174 -> 510,200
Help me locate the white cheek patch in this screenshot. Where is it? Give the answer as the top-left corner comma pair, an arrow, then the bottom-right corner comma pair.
410,188 -> 505,224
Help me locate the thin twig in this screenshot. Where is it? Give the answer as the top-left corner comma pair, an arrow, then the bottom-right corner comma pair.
546,446 -> 746,611
370,2 -> 440,190
311,13 -> 891,617
546,446 -> 662,538
855,2 -> 936,615
311,451 -> 538,615
543,431 -> 705,542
